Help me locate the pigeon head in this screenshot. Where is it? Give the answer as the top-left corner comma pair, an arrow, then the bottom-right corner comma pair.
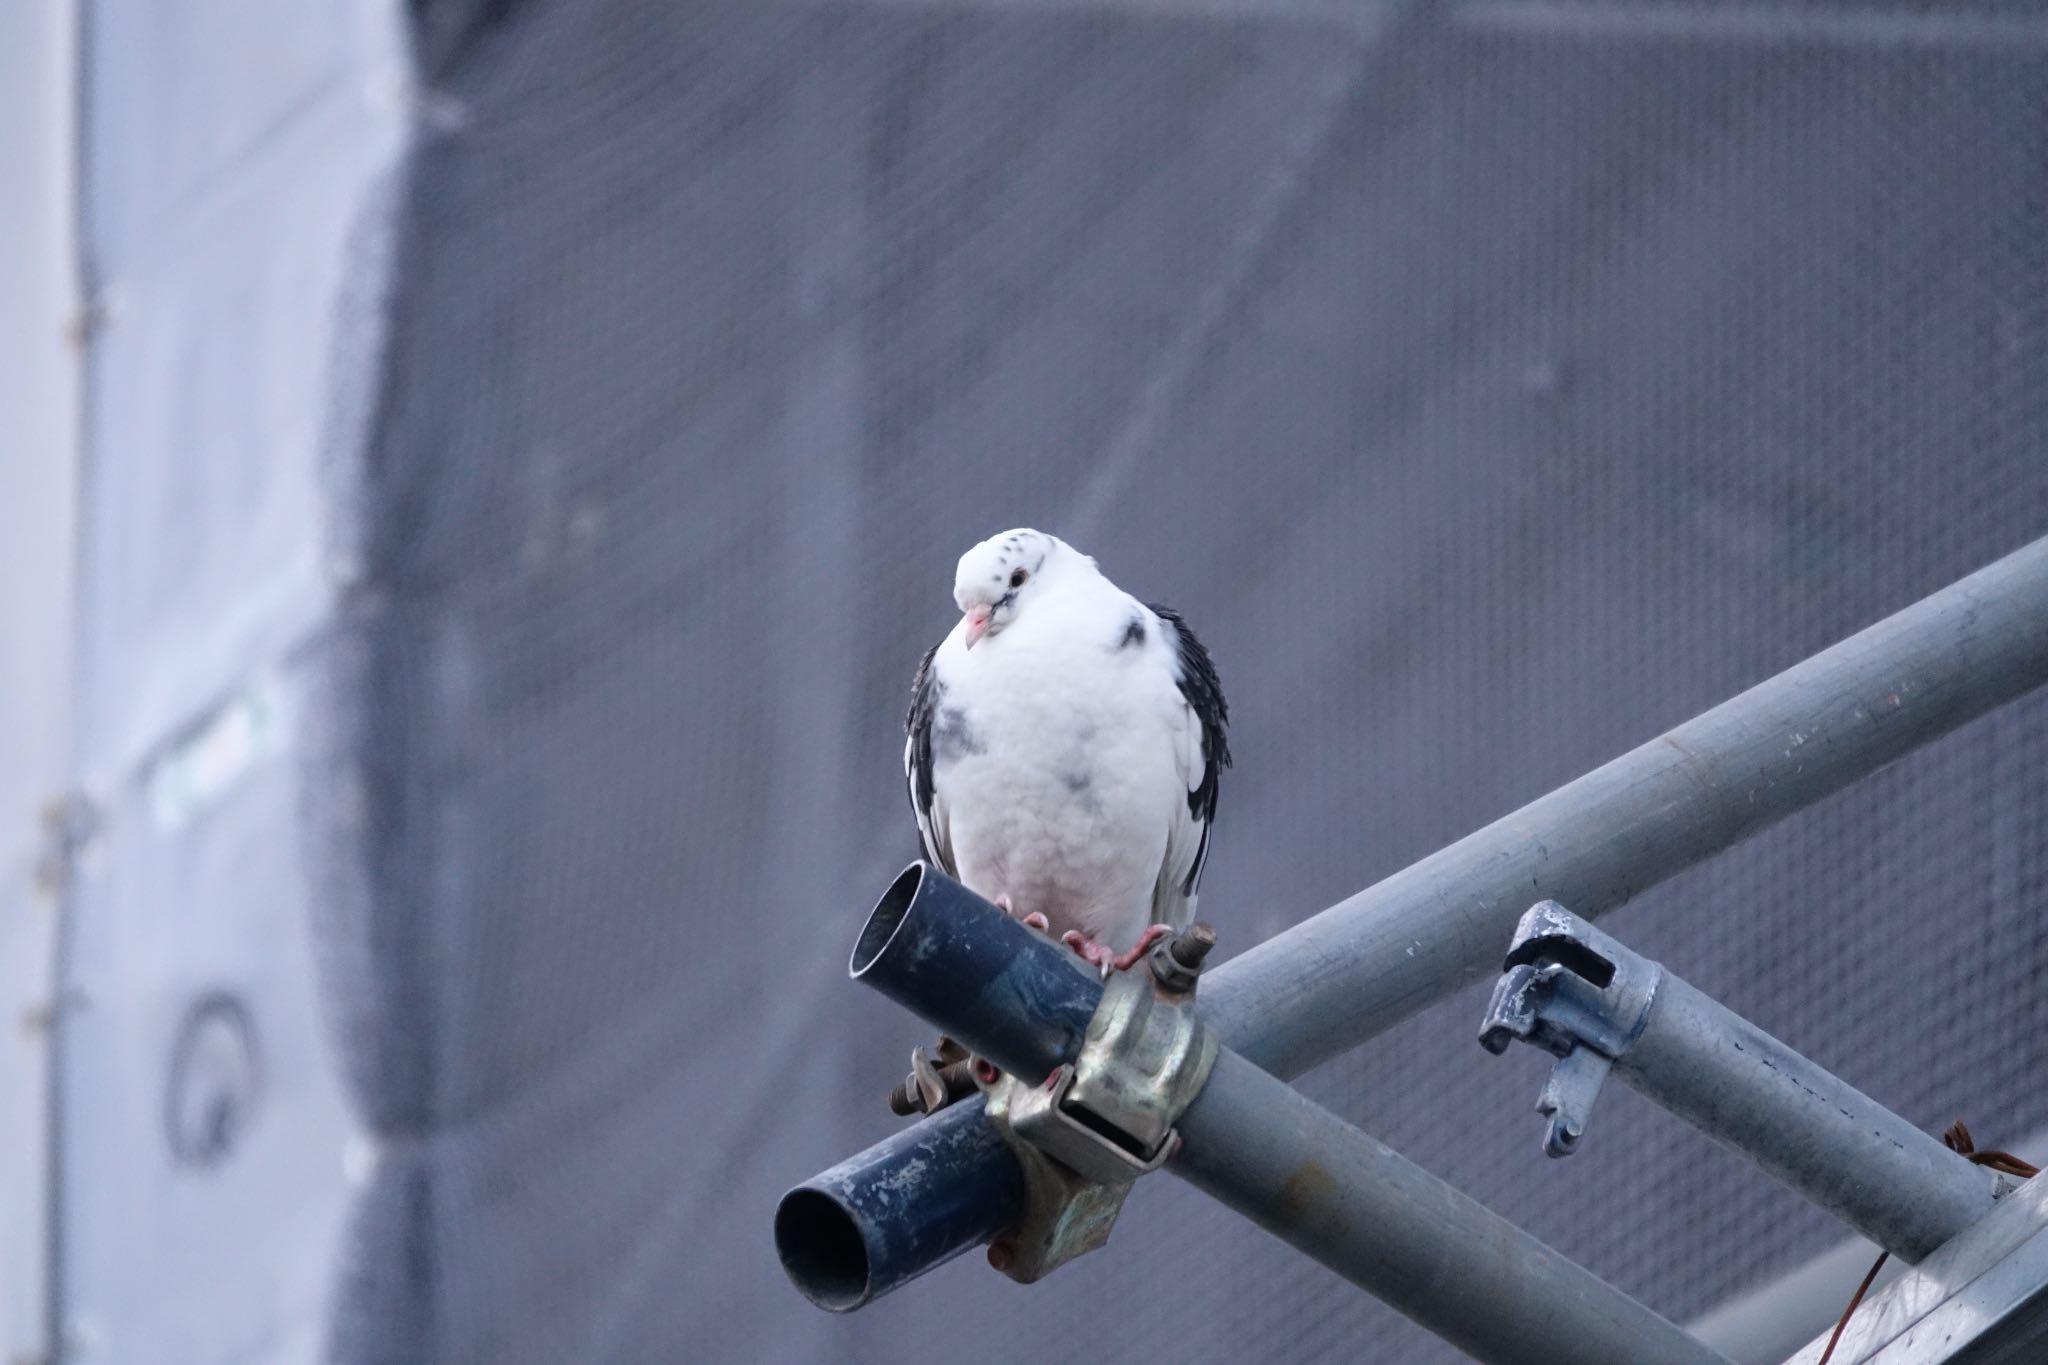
951,528 -> 1079,649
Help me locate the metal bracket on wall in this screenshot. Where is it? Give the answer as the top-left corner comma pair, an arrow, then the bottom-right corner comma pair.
978,927 -> 1219,1283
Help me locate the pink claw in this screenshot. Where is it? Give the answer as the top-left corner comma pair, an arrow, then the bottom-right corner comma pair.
995,894 -> 1050,934
1061,930 -> 1118,977
1062,924 -> 1176,977
1110,924 -> 1175,973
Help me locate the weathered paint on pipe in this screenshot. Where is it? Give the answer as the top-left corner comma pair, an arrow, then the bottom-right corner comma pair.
851,863 -> 1098,1082
775,1096 -> 1024,1311
1201,534 -> 2048,1079
1618,971 -> 1998,1262
1175,1050 -> 1734,1365
778,865 -> 1095,1312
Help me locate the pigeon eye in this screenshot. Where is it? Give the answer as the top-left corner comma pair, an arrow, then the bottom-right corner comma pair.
1009,568 -> 1028,589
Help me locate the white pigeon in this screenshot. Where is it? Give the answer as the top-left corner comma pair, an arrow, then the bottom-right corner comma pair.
904,528 -> 1230,974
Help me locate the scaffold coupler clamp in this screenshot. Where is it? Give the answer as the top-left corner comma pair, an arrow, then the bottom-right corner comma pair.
979,923 -> 1220,1283
1478,901 -> 1663,1159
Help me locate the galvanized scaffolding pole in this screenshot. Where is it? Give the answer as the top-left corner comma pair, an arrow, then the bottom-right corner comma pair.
1202,533 -> 2048,1077
1170,1050 -> 1731,1365
780,534 -> 2048,1344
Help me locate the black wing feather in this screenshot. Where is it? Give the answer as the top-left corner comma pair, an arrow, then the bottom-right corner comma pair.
904,641 -> 951,872
1149,603 -> 1231,893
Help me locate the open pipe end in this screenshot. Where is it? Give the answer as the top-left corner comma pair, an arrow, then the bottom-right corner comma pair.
775,1188 -> 873,1312
847,861 -> 1101,1096
775,1099 -> 1027,1313
851,862 -> 926,980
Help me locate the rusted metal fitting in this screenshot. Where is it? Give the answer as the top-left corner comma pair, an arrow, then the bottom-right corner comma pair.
978,955 -> 1219,1283
1149,921 -> 1217,994
886,1036 -> 978,1116
979,1076 -> 1133,1282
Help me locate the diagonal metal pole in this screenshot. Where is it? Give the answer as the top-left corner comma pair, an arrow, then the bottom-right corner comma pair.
1171,1049 -> 1732,1364
1200,533 -> 2048,1079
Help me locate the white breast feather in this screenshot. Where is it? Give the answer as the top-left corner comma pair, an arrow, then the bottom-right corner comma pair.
922,582 -> 1197,952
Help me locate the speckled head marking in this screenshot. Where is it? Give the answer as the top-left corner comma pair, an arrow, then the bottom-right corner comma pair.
951,528 -> 1084,649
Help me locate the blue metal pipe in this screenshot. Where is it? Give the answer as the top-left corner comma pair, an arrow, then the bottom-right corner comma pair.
849,862 -> 1101,1082
778,864 -> 1098,1311
775,1096 -> 1023,1311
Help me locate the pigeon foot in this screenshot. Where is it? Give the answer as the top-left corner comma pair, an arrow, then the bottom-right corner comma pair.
1061,930 -> 1117,977
1111,924 -> 1174,972
1061,924 -> 1174,978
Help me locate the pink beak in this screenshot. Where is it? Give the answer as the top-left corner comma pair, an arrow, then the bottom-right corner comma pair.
963,604 -> 993,649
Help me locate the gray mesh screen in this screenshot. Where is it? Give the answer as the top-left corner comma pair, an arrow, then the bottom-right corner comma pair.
328,2 -> 2048,1360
